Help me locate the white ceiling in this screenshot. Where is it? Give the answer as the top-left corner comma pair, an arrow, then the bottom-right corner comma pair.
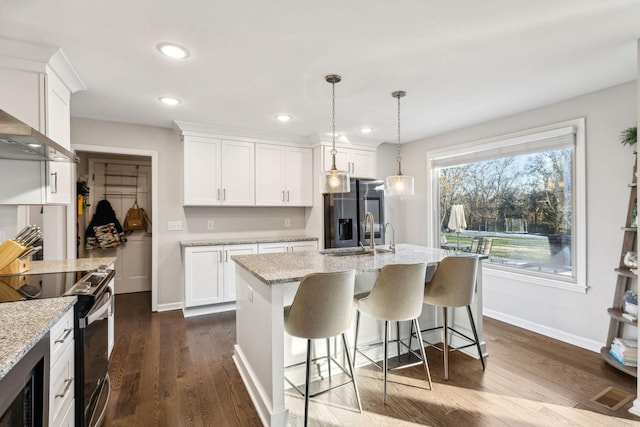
1,0 -> 639,145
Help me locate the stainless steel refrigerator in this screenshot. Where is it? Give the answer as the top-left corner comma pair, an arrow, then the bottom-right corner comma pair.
323,178 -> 385,249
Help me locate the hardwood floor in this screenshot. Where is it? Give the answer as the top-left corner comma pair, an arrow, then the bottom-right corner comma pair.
104,292 -> 640,426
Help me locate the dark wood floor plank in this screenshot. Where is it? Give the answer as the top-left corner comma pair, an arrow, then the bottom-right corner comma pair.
104,292 -> 639,426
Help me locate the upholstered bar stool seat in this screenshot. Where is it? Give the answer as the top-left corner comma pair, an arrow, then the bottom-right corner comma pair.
420,255 -> 485,380
284,269 -> 361,426
353,263 -> 432,404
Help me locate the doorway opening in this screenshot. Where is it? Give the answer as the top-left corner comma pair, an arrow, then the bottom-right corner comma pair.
71,144 -> 158,311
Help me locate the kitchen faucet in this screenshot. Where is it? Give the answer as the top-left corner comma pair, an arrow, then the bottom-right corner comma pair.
361,211 -> 375,251
384,222 -> 396,253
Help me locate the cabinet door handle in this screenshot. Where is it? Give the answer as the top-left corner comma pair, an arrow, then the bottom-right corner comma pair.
351,162 -> 355,174
54,327 -> 73,344
223,188 -> 226,201
217,188 -> 221,201
225,251 -> 229,262
282,190 -> 285,202
218,251 -> 223,263
55,377 -> 74,399
287,191 -> 290,202
51,172 -> 58,194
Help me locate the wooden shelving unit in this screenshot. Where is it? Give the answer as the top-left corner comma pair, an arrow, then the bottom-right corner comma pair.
601,155 -> 638,377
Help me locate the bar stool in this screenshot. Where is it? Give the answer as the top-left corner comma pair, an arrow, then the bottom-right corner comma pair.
420,256 -> 485,380
284,269 -> 361,427
353,263 -> 432,404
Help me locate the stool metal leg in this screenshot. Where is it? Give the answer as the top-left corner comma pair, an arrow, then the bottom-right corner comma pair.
326,338 -> 332,379
467,305 -> 485,370
396,321 -> 401,360
442,306 -> 449,380
413,318 -> 433,389
341,332 -> 362,413
383,320 -> 389,404
353,310 -> 361,367
304,338 -> 312,427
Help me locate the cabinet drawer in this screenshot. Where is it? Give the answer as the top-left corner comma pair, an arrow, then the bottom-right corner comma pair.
52,386 -> 74,427
50,308 -> 74,363
50,337 -> 75,424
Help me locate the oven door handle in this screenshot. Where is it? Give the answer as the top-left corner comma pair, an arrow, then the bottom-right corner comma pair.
79,288 -> 113,329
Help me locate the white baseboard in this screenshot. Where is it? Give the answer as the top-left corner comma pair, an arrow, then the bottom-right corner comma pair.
155,301 -> 183,312
483,309 -> 602,352
629,399 -> 640,416
182,302 -> 236,317
233,344 -> 288,427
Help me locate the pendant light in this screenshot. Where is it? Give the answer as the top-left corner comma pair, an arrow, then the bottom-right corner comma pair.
385,90 -> 414,196
321,74 -> 350,193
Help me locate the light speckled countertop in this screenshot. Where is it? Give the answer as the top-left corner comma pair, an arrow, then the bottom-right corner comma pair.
180,235 -> 318,247
1,257 -> 116,276
232,244 -> 473,284
0,296 -> 76,380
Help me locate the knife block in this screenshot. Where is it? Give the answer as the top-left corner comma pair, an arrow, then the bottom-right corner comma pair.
0,240 -> 28,272
0,257 -> 30,275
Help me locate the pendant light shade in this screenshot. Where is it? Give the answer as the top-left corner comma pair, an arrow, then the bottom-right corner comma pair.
320,74 -> 351,194
385,90 -> 414,197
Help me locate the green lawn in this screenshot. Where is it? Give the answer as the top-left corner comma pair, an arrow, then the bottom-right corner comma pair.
443,232 -> 559,263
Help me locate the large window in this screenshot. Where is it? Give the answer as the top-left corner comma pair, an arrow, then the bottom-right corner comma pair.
427,119 -> 586,292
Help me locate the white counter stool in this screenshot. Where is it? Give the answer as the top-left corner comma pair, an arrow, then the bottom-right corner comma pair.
353,263 -> 432,404
420,256 -> 485,380
284,269 -> 361,426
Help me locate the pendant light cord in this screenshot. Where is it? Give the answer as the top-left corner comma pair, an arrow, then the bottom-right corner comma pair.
397,93 -> 402,175
326,74 -> 341,169
331,78 -> 337,168
392,90 -> 406,176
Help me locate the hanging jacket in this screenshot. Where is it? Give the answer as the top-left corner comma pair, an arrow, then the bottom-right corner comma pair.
85,199 -> 126,249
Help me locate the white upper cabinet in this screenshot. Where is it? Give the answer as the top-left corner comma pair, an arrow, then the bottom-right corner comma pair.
221,140 -> 255,205
183,136 -> 255,206
0,41 -> 84,205
44,70 -> 72,205
255,145 -> 312,206
322,145 -> 376,178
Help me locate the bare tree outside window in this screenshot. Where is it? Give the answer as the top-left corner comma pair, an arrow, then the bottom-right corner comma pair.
439,147 -> 574,277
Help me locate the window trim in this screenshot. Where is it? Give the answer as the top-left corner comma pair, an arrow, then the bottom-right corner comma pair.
426,118 -> 587,293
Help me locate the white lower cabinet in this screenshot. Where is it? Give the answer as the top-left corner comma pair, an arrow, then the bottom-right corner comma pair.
184,244 -> 258,313
49,308 -> 75,427
258,240 -> 318,254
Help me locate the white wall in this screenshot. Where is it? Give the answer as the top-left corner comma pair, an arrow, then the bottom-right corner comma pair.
0,206 -> 18,241
379,80 -> 637,350
71,117 -> 308,308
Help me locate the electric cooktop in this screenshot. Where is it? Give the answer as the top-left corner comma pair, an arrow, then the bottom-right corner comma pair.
0,271 -> 90,303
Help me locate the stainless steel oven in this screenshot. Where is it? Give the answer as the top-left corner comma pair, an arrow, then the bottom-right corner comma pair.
67,269 -> 114,427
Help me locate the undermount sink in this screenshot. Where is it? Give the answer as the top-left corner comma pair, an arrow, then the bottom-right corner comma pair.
319,247 -> 395,257
320,248 -> 374,257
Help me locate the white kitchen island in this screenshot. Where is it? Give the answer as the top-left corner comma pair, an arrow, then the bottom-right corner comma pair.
231,244 -> 485,426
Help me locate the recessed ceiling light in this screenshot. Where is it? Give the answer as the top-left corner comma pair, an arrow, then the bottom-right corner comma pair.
157,43 -> 190,59
359,127 -> 373,134
159,96 -> 181,106
275,114 -> 292,122
27,142 -> 42,148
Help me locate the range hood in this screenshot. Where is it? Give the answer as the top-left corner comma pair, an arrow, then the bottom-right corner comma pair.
0,109 -> 78,163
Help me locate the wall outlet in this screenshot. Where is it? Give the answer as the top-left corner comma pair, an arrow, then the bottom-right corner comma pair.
168,221 -> 182,231
284,218 -> 291,228
207,220 -> 214,230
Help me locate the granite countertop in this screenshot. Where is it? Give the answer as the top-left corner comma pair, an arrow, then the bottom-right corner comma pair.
180,235 -> 318,247
0,296 -> 76,380
232,244 -> 469,285
1,257 -> 116,276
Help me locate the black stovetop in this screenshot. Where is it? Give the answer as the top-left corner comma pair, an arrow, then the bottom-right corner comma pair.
0,270 -> 95,303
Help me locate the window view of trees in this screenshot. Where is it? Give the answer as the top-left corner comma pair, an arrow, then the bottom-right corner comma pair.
439,147 -> 574,277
